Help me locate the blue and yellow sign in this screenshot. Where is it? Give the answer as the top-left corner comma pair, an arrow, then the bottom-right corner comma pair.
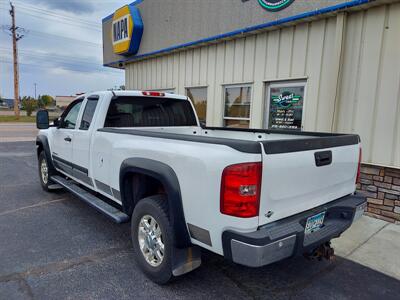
112,4 -> 143,56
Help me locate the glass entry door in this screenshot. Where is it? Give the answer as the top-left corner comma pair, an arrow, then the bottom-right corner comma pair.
264,81 -> 306,130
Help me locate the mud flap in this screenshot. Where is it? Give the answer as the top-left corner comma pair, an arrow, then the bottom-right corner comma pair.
172,246 -> 202,276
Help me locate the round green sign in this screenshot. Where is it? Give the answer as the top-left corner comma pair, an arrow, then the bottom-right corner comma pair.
258,0 -> 295,12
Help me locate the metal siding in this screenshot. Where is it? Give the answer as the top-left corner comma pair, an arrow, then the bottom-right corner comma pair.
124,2 -> 400,168
243,36 -> 256,83
233,38 -> 245,83
337,2 -> 400,167
251,33 -> 268,128
214,42 -> 225,126
315,18 -> 337,132
193,48 -> 201,86
185,49 -> 194,87
206,45 -> 217,126
200,47 -> 208,85
369,4 -> 400,165
265,30 -> 280,79
278,27 -> 294,78
291,23 -> 309,77
303,19 -> 326,131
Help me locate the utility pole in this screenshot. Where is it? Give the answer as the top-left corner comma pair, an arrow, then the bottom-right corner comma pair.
9,2 -> 23,118
34,83 -> 37,99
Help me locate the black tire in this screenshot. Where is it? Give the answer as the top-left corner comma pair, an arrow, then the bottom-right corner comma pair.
131,195 -> 174,284
38,151 -> 56,192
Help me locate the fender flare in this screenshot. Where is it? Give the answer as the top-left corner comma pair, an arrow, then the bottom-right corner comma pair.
120,158 -> 191,248
36,135 -> 56,171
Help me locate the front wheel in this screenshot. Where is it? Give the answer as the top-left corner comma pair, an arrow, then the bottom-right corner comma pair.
131,195 -> 174,284
38,151 -> 56,192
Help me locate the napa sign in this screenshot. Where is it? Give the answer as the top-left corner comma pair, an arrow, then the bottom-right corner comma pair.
112,4 -> 143,56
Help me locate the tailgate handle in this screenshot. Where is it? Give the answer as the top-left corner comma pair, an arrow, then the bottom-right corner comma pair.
314,151 -> 332,167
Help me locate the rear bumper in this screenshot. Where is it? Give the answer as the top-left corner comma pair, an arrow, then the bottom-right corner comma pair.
222,194 -> 366,267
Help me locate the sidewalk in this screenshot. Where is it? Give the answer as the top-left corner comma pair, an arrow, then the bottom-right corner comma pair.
332,215 -> 400,280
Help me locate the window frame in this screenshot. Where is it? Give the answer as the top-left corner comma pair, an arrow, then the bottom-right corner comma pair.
222,84 -> 253,127
264,80 -> 307,130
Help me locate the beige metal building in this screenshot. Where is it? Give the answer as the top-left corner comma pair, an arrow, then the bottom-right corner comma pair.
103,0 -> 400,221
55,96 -> 76,109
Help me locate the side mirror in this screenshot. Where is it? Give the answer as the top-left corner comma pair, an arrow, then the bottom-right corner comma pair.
36,110 -> 49,129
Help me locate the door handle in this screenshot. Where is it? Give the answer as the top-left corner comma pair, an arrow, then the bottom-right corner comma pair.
64,137 -> 72,142
314,151 -> 332,167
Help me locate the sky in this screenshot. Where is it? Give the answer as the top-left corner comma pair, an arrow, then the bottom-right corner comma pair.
0,0 -> 128,99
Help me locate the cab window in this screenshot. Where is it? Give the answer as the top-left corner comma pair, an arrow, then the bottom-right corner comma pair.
80,98 -> 98,130
61,100 -> 82,129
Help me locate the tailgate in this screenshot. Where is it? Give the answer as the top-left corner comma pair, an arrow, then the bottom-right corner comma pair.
259,135 -> 360,226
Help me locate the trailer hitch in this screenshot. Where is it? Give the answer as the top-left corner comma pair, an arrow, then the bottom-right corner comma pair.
304,242 -> 335,261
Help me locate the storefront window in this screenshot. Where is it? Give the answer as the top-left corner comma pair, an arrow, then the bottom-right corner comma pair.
265,81 -> 306,130
186,87 -> 207,123
223,85 -> 252,128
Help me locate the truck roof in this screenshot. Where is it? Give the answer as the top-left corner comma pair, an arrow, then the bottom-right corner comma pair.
81,90 -> 188,101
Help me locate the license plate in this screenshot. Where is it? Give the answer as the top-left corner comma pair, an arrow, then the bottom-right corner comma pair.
305,212 -> 326,235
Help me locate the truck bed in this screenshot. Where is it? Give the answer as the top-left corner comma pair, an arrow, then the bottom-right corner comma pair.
98,126 -> 359,155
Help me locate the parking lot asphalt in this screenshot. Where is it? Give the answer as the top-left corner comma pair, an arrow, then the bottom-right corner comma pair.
1,141 -> 400,300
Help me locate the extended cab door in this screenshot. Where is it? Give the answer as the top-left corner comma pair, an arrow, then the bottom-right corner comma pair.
71,95 -> 99,187
51,99 -> 83,175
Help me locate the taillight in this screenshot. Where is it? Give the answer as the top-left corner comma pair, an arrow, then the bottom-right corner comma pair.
142,91 -> 165,97
220,162 -> 262,218
356,147 -> 362,184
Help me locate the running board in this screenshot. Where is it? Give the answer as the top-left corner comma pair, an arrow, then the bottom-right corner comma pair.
51,175 -> 129,224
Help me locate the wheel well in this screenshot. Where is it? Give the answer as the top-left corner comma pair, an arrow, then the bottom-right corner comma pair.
121,172 -> 166,216
36,142 -> 43,158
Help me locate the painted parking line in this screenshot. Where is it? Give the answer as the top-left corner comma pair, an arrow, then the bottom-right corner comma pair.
0,198 -> 68,217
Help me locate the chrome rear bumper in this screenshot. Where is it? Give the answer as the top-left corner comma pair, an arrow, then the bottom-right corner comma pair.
222,194 -> 366,267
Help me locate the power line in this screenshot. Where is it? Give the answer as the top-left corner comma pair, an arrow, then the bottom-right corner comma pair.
10,1 -> 100,27
0,1 -> 101,28
0,59 -> 121,74
0,49 -> 103,68
0,6 -> 101,32
0,25 -> 101,47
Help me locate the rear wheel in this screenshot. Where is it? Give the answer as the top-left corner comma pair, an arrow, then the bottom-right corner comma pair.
38,151 -> 56,192
131,195 -> 174,284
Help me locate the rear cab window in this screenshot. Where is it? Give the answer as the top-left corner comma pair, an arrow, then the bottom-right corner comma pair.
80,97 -> 99,130
104,96 -> 197,127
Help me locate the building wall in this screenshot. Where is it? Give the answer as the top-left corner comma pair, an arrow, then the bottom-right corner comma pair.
125,1 -> 400,169
358,164 -> 400,223
335,4 -> 400,168
103,0 -> 347,65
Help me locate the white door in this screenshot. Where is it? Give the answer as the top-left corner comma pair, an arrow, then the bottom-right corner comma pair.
71,96 -> 99,187
51,100 -> 83,175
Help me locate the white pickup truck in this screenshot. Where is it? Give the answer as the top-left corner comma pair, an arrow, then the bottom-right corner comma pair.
36,90 -> 366,284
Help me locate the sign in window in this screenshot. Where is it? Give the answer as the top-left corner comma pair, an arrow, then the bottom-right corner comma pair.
265,82 -> 306,130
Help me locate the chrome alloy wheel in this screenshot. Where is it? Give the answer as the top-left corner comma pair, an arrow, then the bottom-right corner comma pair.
40,158 -> 48,184
138,215 -> 165,267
